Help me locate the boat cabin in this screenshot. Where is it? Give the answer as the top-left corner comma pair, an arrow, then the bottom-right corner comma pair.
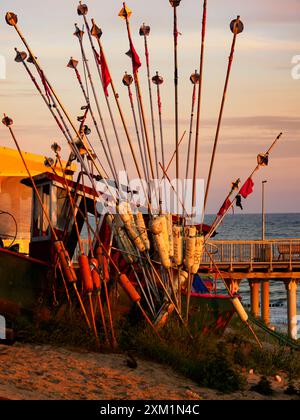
0,146 -> 76,256
21,172 -> 103,263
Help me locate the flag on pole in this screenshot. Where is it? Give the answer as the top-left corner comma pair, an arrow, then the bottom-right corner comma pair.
99,50 -> 111,96
240,177 -> 254,199
217,197 -> 232,217
236,194 -> 243,210
127,36 -> 142,74
119,4 -> 141,74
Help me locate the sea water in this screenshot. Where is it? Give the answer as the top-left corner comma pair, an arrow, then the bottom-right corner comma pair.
205,213 -> 300,335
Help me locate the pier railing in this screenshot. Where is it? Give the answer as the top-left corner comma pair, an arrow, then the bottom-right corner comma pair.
203,239 -> 300,270
74,238 -> 300,271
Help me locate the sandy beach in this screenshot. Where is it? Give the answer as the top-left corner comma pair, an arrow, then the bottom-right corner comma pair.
0,343 -> 298,400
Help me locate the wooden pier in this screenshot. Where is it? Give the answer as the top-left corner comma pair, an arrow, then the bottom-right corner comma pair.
202,239 -> 300,339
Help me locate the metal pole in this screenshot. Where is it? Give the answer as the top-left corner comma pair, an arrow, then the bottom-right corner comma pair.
74,25 -> 119,181
80,14 -> 129,182
207,133 -> 282,240
169,1 -> 181,218
204,16 -> 244,211
140,24 -> 160,182
192,0 -> 207,216
122,5 -> 156,183
262,180 -> 267,240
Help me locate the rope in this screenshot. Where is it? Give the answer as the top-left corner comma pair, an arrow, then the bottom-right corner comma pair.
249,315 -> 300,351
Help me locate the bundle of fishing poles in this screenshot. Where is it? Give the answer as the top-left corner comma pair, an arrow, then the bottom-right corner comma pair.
2,1 -> 282,349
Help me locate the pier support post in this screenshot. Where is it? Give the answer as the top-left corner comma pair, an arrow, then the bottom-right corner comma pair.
284,279 -> 298,340
249,280 -> 260,318
261,280 -> 270,326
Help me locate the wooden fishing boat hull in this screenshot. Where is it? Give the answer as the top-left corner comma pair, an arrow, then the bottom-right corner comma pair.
188,293 -> 236,336
0,248 -> 51,320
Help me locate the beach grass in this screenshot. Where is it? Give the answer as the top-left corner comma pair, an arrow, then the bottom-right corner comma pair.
9,308 -> 300,394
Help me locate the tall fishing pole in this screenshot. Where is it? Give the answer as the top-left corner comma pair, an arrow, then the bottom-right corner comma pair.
44,160 -> 111,347
207,132 -> 283,240
122,72 -> 149,183
14,49 -> 95,180
14,21 -> 149,285
192,0 -> 207,218
87,159 -> 110,346
140,23 -> 160,182
6,12 -> 116,202
162,131 -> 186,179
88,16 -> 152,210
152,72 -> 166,212
204,248 -> 262,348
67,57 -> 115,180
11,16 -> 129,228
77,4 -> 130,184
187,2 -> 208,322
159,163 -> 189,217
169,0 -> 182,220
2,115 -> 91,331
204,16 -> 244,212
186,71 -> 200,184
119,4 -> 156,191
14,49 -> 76,160
53,145 -> 100,346
73,24 -> 119,182
152,72 -> 165,177
100,243 -> 161,340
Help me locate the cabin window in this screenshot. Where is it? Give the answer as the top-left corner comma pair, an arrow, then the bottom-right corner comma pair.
32,183 -> 51,239
56,187 -> 69,231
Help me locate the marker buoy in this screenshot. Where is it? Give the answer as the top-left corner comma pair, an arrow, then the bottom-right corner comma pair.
119,274 -> 141,303
54,241 -> 77,283
231,297 -> 248,323
78,255 -> 93,292
173,225 -> 183,266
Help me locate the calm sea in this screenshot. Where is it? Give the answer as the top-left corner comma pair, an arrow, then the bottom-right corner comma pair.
205,213 -> 300,334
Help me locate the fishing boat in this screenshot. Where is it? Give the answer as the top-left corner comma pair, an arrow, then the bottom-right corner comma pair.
187,274 -> 236,336
0,2 -> 280,348
0,147 -> 77,322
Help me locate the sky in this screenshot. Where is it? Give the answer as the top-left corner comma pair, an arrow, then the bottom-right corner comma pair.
0,0 -> 300,214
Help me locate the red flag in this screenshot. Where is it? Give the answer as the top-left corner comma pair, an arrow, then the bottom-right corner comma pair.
240,178 -> 254,199
99,50 -> 111,97
218,198 -> 232,217
128,34 -> 141,74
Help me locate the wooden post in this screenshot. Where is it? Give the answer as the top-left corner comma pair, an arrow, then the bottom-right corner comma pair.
285,279 -> 298,340
249,280 -> 260,318
261,279 -> 270,325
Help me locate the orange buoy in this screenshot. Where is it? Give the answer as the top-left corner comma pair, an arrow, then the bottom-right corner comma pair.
78,254 -> 93,292
119,274 -> 141,303
95,246 -> 103,266
54,241 -> 77,283
90,258 -> 101,290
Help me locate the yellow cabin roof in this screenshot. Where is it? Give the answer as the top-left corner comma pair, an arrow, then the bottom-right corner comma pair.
0,146 -> 76,177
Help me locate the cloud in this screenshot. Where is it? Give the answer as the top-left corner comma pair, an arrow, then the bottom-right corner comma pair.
204,115 -> 300,130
